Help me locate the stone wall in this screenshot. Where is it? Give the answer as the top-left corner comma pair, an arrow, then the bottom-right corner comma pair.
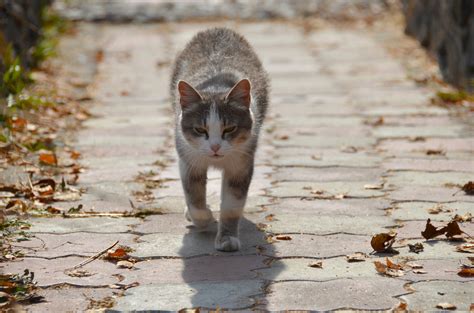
0,0 -> 51,71
402,0 -> 474,91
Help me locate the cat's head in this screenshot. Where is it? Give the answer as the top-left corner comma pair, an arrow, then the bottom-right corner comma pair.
177,79 -> 253,159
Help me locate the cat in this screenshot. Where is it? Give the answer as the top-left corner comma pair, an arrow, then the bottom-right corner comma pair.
170,27 -> 269,251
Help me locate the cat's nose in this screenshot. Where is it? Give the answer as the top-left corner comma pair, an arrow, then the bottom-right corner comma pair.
210,144 -> 221,153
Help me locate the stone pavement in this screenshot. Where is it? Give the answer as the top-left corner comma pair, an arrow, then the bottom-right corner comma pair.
3,21 -> 474,311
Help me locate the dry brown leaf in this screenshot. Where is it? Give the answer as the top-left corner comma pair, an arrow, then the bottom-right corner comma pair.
275,235 -> 292,241
421,219 -> 447,240
105,248 -> 129,261
426,149 -> 445,155
436,303 -> 457,310
265,214 -> 275,221
393,301 -> 407,312
5,199 -> 27,212
413,269 -> 427,274
108,282 -> 139,290
277,135 -> 289,140
70,150 -> 81,160
116,260 -> 134,269
39,152 -> 57,166
445,220 -> 463,238
95,49 -> 104,62
458,268 -> 474,277
256,223 -> 268,231
308,261 -> 323,268
364,183 -> 384,190
46,206 -> 61,214
371,233 -> 396,252
462,181 -> 474,195
453,213 -> 473,222
456,243 -> 474,253
345,252 -> 368,262
427,204 -> 444,214
408,242 -> 424,253
407,262 -> 423,269
374,259 -> 404,277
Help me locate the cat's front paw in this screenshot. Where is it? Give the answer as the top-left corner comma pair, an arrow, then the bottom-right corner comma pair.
215,235 -> 241,252
185,207 -> 214,229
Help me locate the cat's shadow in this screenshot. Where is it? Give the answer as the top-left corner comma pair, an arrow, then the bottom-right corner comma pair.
178,216 -> 279,310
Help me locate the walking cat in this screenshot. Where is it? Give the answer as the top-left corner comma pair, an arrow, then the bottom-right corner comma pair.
170,28 -> 269,251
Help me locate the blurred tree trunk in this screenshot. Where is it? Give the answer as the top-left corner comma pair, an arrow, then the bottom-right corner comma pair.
402,0 -> 474,92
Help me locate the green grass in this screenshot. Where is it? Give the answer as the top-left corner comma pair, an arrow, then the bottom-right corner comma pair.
436,90 -> 474,103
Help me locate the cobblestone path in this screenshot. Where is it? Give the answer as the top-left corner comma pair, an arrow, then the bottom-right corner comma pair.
4,21 -> 473,311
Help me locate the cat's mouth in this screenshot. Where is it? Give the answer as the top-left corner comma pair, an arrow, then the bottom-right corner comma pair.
210,154 -> 224,158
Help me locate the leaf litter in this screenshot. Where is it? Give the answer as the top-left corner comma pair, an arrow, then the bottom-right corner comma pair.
371,232 -> 397,252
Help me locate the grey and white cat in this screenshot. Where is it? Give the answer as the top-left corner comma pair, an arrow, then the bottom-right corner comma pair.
170,28 -> 269,251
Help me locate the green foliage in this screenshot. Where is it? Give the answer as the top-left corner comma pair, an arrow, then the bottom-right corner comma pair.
436,90 -> 474,103
0,45 -> 30,97
31,6 -> 69,66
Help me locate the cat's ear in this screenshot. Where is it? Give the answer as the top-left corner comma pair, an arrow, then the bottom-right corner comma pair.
178,80 -> 202,109
225,79 -> 251,108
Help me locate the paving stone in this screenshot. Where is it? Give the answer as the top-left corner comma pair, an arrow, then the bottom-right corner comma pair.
272,166 -> 384,182
391,201 -> 473,221
401,281 -> 474,311
114,280 -> 263,311
259,257 -> 378,281
266,234 -> 372,258
273,135 -> 376,149
383,158 -> 474,172
385,171 -> 472,188
268,181 -> 385,198
1,257 -> 121,287
272,151 -> 382,168
121,255 -> 265,285
266,198 -> 390,216
393,239 -> 467,259
15,233 -> 138,258
363,105 -> 447,116
395,220 -> 474,240
388,186 -> 474,203
25,287 -> 114,312
378,138 -> 474,153
266,214 -> 393,235
372,125 -> 464,138
263,278 -> 405,310
29,217 -> 140,234
399,258 -> 472,282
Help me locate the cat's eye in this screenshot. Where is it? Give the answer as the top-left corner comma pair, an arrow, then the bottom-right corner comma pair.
223,126 -> 237,134
194,127 -> 208,135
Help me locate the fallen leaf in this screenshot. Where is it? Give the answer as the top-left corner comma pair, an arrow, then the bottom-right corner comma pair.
456,243 -> 474,253
421,219 -> 446,240
308,261 -> 323,268
436,303 -> 456,310
407,262 -> 423,269
95,49 -> 104,62
108,282 -> 139,290
458,268 -> 474,277
275,235 -> 292,241
256,223 -> 268,231
374,259 -> 404,277
70,150 -> 81,160
365,116 -> 384,127
5,199 -> 27,213
364,183 -> 384,190
39,152 -> 57,166
371,232 -> 397,252
46,206 -> 61,214
265,214 -> 276,221
116,260 -> 134,269
462,181 -> 474,195
277,135 -> 289,140
341,146 -> 358,153
427,204 -> 444,214
453,213 -> 473,222
105,248 -> 129,261
408,242 -> 424,253
426,149 -> 445,155
445,221 -> 463,238
386,258 -> 402,270
120,90 -> 129,97
413,269 -> 427,274
393,301 -> 407,312
345,252 -> 368,262
33,178 -> 56,197
311,154 -> 321,160
65,269 -> 95,277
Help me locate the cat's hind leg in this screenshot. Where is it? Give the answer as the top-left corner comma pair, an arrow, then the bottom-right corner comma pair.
179,159 -> 214,228
215,164 -> 253,251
